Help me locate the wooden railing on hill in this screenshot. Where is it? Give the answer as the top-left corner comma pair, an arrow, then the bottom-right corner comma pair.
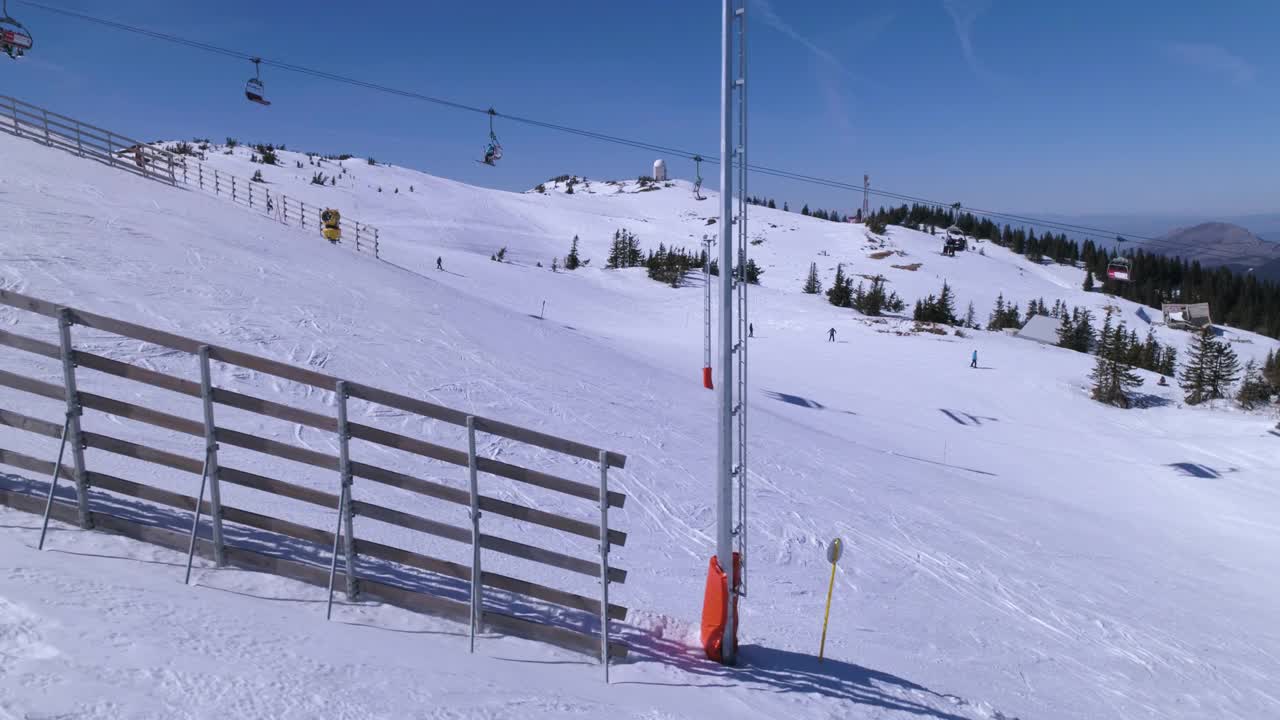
0,288 -> 629,678
0,95 -> 380,259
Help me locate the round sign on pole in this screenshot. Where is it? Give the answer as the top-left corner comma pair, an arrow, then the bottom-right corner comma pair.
826,538 -> 843,564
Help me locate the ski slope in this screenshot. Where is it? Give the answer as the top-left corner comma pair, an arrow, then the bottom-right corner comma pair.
1,132 -> 1279,720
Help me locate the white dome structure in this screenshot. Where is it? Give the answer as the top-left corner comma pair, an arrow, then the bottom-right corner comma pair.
653,158 -> 667,181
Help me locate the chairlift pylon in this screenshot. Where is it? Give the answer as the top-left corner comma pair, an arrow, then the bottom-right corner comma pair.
0,0 -> 33,59
245,57 -> 270,106
693,155 -> 705,200
480,108 -> 503,166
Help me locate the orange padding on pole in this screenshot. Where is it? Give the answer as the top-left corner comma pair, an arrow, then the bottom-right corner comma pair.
700,552 -> 740,662
702,366 -> 714,390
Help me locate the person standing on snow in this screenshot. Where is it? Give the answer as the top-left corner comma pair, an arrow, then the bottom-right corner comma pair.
828,328 -> 836,342
970,350 -> 978,368
749,323 -> 754,338
436,257 -> 443,271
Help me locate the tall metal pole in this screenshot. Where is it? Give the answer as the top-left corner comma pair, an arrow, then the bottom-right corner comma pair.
716,0 -> 738,666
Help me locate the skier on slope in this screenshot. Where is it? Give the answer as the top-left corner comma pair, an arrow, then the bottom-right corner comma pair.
970,350 -> 978,368
749,323 -> 754,338
436,257 -> 443,271
828,328 -> 836,342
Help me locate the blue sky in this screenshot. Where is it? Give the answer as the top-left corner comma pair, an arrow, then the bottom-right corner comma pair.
6,0 -> 1276,218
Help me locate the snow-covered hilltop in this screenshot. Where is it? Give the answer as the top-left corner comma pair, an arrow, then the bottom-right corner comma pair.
2,129 -> 1279,720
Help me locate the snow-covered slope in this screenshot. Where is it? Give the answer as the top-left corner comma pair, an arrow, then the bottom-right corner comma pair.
2,131 -> 1279,720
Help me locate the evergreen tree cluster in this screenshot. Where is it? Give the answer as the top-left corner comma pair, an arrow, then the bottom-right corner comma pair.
912,281 -> 958,325
1179,330 -> 1241,405
986,294 -> 1023,331
1236,359 -> 1274,409
865,204 -> 1280,339
1090,312 -> 1145,408
605,229 -> 644,269
645,245 -> 707,288
851,275 -> 904,316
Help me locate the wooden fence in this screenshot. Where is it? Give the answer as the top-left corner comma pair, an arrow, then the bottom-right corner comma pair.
0,288 -> 629,677
0,95 -> 380,259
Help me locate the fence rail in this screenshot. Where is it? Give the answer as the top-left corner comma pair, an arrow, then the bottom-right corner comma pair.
0,95 -> 381,260
0,288 -> 629,673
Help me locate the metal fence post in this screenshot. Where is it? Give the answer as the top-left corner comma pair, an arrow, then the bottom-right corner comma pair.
337,381 -> 358,599
327,380 -> 358,619
183,447 -> 212,584
36,415 -> 73,550
599,450 -> 610,682
56,309 -> 93,530
232,176 -> 237,204
214,169 -> 220,196
41,109 -> 50,146
374,228 -> 380,259
106,131 -> 115,168
199,164 -> 203,190
248,181 -> 254,209
355,223 -> 362,252
74,122 -> 83,157
197,346 -> 226,566
9,96 -> 19,137
466,416 -> 482,652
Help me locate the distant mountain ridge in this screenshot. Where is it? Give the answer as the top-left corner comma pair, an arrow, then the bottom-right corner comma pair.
1151,222 -> 1280,280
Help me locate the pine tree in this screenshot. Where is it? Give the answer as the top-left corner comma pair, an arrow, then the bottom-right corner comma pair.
802,262 -> 822,294
963,301 -> 977,329
1073,309 -> 1096,353
1056,311 -> 1076,350
783,202 -> 789,212
801,204 -> 810,216
1236,360 -> 1273,409
1090,314 -> 1144,408
826,264 -> 852,308
767,199 -> 776,209
1206,334 -> 1241,401
1083,270 -> 1095,292
1180,330 -> 1214,405
987,294 -> 1007,331
1158,345 -> 1178,377
1262,349 -> 1280,389
551,257 -> 559,272
565,235 -> 581,270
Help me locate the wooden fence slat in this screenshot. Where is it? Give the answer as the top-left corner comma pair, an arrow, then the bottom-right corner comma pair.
353,538 -> 628,621
79,392 -> 205,437
215,428 -> 337,471
353,498 -> 625,583
82,432 -> 204,474
219,466 -> 338,508
0,408 -> 64,439
0,328 -> 60,359
0,288 -> 62,320
0,368 -> 64,401
0,446 -> 74,480
474,417 -> 628,469
88,471 -> 208,514
352,499 -> 470,542
75,351 -> 200,397
221,505 -> 334,547
211,387 -> 337,433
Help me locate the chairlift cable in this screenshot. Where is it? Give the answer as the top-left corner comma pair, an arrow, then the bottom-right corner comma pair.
12,0 -> 1263,263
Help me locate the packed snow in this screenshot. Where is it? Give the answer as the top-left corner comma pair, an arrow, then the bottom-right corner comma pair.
2,131 -> 1279,719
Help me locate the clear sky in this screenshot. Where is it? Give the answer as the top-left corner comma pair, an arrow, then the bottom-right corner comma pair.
5,0 -> 1276,218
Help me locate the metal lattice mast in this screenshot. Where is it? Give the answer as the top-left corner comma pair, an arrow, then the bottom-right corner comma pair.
714,0 -> 748,666
734,0 -> 749,600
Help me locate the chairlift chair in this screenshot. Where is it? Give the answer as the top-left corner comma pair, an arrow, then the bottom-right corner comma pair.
0,1 -> 32,59
693,155 -> 706,200
1107,257 -> 1131,282
480,108 -> 502,166
245,58 -> 270,106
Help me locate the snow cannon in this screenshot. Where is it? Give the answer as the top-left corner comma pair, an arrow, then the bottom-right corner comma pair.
700,552 -> 740,662
320,208 -> 341,243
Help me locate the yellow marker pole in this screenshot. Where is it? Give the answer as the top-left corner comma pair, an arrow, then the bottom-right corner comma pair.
819,537 -> 842,662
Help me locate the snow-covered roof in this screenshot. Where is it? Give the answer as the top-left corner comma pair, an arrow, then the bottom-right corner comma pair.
1015,313 -> 1061,345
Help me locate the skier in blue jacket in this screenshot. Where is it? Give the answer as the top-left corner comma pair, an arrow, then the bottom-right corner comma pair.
970,350 -> 978,368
